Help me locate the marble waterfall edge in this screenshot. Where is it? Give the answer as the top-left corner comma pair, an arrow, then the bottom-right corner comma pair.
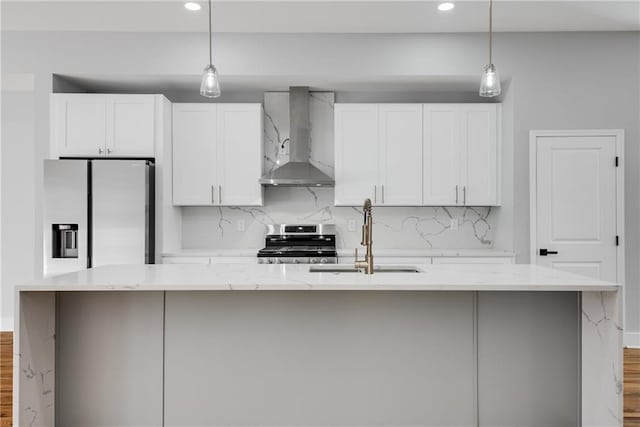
182,91 -> 496,250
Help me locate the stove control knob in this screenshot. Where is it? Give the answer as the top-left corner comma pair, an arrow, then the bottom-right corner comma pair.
267,259 -> 274,264
310,258 -> 318,264
293,259 -> 301,264
320,258 -> 328,264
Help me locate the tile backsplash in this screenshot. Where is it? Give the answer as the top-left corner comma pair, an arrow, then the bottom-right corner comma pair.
181,91 -> 495,250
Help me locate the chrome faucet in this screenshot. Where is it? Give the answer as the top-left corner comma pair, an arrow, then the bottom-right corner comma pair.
354,198 -> 374,274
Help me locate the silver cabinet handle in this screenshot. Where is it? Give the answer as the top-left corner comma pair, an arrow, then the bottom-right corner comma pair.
98,147 -> 104,154
463,186 -> 466,205
381,184 -> 385,204
106,148 -> 112,155
211,185 -> 215,204
455,185 -> 459,204
218,186 -> 222,205
374,185 -> 377,204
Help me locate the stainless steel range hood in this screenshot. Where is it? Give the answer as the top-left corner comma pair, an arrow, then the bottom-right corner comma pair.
260,87 -> 335,187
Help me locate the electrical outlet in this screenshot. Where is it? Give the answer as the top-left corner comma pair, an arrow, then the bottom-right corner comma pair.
348,219 -> 357,232
450,218 -> 458,231
237,220 -> 245,232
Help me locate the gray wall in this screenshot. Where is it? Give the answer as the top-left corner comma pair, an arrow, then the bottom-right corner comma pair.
1,31 -> 638,334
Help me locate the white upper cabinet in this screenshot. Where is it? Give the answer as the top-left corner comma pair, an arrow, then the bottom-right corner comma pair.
378,104 -> 423,206
424,103 -> 499,206
335,104 -> 423,206
108,95 -> 156,157
172,104 -> 218,206
51,94 -> 156,158
216,104 -> 263,206
423,105 -> 460,205
334,104 -> 379,205
336,103 -> 500,207
459,104 -> 499,206
172,103 -> 263,206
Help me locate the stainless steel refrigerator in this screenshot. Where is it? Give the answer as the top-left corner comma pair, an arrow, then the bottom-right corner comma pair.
43,159 -> 154,277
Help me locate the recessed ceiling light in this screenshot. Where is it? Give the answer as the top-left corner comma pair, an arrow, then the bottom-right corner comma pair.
438,2 -> 455,12
184,2 -> 201,11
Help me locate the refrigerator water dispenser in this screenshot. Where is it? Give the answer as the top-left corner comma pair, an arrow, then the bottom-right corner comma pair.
52,224 -> 78,258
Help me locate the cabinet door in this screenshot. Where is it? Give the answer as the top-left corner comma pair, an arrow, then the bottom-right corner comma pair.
107,95 -> 155,157
216,104 -> 263,206
172,104 -> 217,205
52,94 -> 108,157
334,104 -> 379,206
423,104 -> 461,206
378,104 -> 423,205
460,104 -> 499,205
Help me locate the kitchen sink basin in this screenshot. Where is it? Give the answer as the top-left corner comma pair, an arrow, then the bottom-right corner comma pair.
309,265 -> 422,274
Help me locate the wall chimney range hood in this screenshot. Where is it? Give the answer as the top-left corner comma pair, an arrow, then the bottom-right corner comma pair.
259,87 -> 334,187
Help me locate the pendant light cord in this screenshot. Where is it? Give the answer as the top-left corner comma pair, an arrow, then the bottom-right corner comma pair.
489,0 -> 493,65
208,0 -> 213,66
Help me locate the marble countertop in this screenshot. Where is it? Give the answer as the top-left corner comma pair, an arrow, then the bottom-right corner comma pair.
19,263 -> 618,292
162,249 -> 516,258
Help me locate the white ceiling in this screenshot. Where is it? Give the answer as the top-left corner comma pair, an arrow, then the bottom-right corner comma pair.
2,0 -> 639,33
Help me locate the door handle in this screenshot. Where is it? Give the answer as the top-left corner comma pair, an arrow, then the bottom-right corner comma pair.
381,184 -> 385,204
539,249 -> 559,256
211,185 -> 215,204
463,186 -> 466,205
218,185 -> 222,205
374,185 -> 377,204
455,185 -> 458,204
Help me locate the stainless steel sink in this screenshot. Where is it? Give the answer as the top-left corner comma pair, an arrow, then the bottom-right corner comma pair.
309,265 -> 422,274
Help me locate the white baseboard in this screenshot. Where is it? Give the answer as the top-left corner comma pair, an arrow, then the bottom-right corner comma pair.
625,332 -> 640,348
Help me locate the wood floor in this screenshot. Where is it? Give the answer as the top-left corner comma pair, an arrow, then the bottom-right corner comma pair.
0,332 -> 639,426
0,332 -> 12,427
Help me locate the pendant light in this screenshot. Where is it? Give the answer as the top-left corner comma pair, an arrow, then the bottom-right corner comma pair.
200,0 -> 221,98
479,0 -> 501,97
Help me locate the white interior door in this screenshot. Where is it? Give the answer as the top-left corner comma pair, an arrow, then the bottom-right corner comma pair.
533,133 -> 619,281
379,104 -> 423,205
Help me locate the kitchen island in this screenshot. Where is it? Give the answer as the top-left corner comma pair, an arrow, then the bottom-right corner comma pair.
15,263 -> 621,427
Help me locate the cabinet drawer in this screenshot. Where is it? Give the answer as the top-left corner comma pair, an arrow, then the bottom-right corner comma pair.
432,256 -> 514,264
162,256 -> 210,264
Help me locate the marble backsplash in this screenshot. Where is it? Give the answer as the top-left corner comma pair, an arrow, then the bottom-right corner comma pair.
182,187 -> 493,250
181,91 -> 495,250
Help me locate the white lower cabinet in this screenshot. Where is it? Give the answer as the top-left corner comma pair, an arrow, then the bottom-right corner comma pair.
432,256 -> 514,264
210,256 -> 258,264
162,256 -> 258,264
162,256 -> 210,264
338,256 -> 430,265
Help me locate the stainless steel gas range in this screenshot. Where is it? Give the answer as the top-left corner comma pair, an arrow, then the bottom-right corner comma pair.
257,224 -> 337,264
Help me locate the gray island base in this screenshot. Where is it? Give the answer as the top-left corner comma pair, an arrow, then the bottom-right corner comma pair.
15,264 -> 622,426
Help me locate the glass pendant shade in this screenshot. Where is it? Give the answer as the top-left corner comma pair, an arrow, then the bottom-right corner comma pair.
200,64 -> 221,98
479,64 -> 501,97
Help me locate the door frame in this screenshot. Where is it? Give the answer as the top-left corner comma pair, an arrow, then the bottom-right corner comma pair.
529,129 -> 625,286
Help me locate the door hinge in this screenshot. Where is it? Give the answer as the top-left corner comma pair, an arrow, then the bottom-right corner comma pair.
615,156 -> 619,167
616,235 -> 619,246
